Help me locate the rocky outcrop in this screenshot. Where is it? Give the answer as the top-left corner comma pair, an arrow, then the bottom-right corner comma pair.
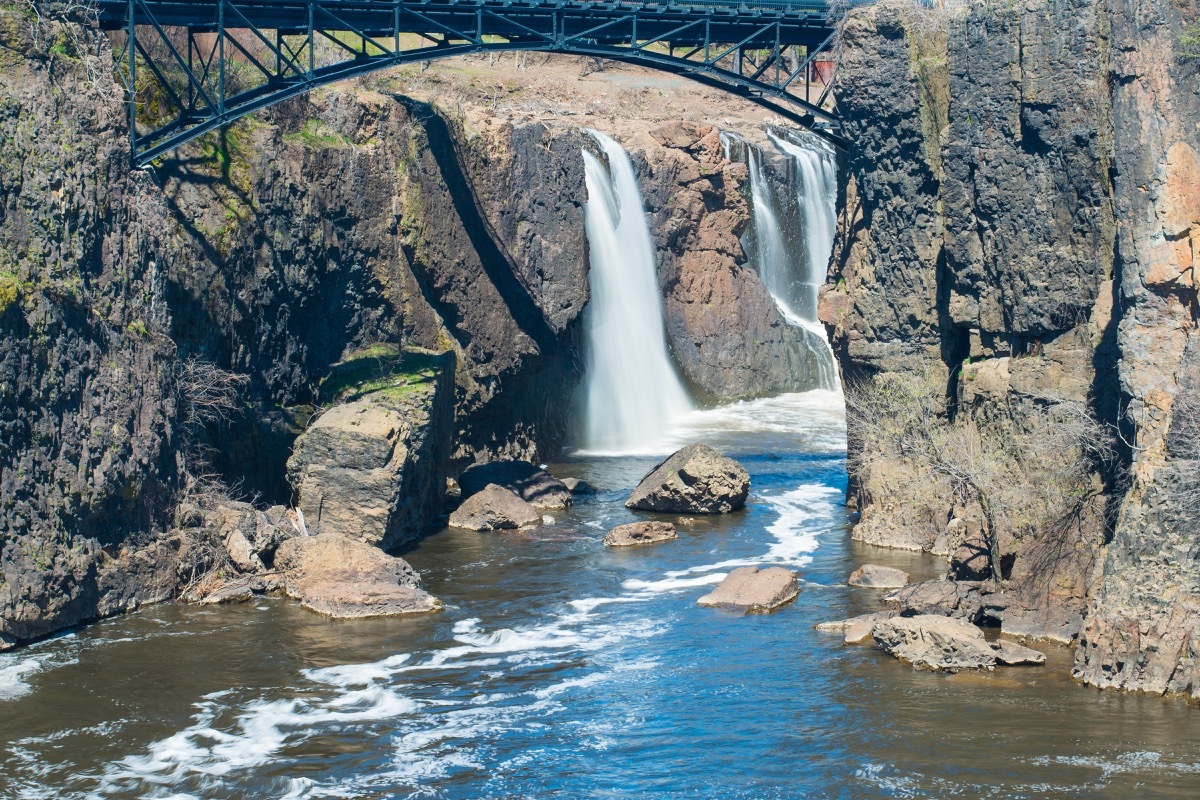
448,484 -> 541,531
274,533 -> 440,618
603,521 -> 678,547
848,564 -> 908,588
286,348 -> 454,550
458,461 -> 572,510
696,566 -> 799,612
1069,0 -> 1200,699
0,13 -> 184,646
626,444 -> 750,514
873,615 -> 997,672
830,0 -> 1199,698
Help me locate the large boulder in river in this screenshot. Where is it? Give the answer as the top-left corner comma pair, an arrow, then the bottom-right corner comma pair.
872,615 -> 997,671
848,564 -> 909,588
449,484 -> 542,531
626,444 -> 750,514
697,566 -> 798,612
274,534 -> 441,618
286,350 -> 454,550
458,461 -> 572,509
603,521 -> 678,547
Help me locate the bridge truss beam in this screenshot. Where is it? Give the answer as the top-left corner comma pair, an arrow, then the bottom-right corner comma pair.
96,0 -> 843,165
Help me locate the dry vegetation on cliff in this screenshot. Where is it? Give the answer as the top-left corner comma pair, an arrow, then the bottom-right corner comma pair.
845,368 -> 1117,591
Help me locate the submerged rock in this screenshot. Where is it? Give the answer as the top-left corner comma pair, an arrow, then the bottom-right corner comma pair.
626,444 -> 750,514
562,477 -> 596,495
603,521 -> 678,547
274,534 -> 441,618
872,615 -> 997,672
697,566 -> 798,612
848,564 -> 909,588
449,484 -> 542,531
459,461 -> 572,509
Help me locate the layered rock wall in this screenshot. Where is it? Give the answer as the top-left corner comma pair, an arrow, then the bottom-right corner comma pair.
829,0 -> 1200,697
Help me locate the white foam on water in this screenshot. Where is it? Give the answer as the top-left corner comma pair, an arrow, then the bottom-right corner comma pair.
761,483 -> 842,564
620,572 -> 728,593
663,390 -> 846,453
96,684 -> 422,793
0,657 -> 48,701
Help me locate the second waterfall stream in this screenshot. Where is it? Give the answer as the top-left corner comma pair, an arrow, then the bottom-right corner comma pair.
579,130 -> 692,454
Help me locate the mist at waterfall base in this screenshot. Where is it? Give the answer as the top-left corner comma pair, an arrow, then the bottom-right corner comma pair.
577,130 -> 692,455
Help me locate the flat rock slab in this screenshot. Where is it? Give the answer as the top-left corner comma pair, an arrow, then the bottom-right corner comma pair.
848,564 -> 909,588
275,533 -> 441,618
1000,607 -> 1084,644
604,521 -> 678,547
449,484 -> 542,531
626,443 -> 750,514
459,461 -> 572,509
994,639 -> 1047,666
872,615 -> 997,672
697,566 -> 798,612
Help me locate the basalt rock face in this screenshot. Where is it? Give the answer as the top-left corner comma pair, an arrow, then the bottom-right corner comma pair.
0,15 -> 184,646
831,0 -> 1200,698
1072,0 -> 1200,698
160,88 -> 591,493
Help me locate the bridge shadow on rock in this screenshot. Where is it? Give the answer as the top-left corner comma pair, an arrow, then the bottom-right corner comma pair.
396,97 -> 559,356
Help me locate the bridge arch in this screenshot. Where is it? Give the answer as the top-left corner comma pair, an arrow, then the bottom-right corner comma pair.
95,0 -> 844,165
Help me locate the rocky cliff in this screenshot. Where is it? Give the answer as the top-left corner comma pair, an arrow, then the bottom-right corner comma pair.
0,10 -> 824,647
827,0 -> 1199,697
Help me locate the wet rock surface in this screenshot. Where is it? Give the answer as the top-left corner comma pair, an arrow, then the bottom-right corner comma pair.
626,444 -> 750,514
603,521 -> 678,547
274,534 -> 440,618
458,461 -> 572,510
449,484 -> 542,531
696,566 -> 799,612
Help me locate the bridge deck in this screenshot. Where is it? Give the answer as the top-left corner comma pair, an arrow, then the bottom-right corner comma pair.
91,0 -> 843,165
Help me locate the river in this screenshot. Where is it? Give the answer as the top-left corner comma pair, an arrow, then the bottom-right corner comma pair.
2,391 -> 1200,799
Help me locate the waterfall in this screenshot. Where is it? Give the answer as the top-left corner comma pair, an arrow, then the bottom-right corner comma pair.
769,130 -> 838,301
579,130 -> 693,454
724,129 -> 840,390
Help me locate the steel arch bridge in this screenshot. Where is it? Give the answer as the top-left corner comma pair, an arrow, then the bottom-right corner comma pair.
93,0 -> 845,166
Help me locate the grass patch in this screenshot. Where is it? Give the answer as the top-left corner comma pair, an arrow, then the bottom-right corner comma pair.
0,270 -> 26,316
284,119 -> 354,149
318,345 -> 448,404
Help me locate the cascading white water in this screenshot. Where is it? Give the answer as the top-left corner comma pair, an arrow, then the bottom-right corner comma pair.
724,129 -> 840,390
769,130 -> 838,297
579,130 -> 693,454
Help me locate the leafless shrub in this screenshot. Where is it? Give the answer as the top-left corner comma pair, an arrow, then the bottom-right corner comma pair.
176,357 -> 250,426
1166,390 -> 1200,523
23,0 -> 116,100
846,366 -> 1117,586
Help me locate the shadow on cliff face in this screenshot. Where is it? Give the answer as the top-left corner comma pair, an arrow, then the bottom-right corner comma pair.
394,97 -> 559,355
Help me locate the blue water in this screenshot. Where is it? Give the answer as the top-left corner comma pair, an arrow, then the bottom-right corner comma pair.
3,391 -> 1200,799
